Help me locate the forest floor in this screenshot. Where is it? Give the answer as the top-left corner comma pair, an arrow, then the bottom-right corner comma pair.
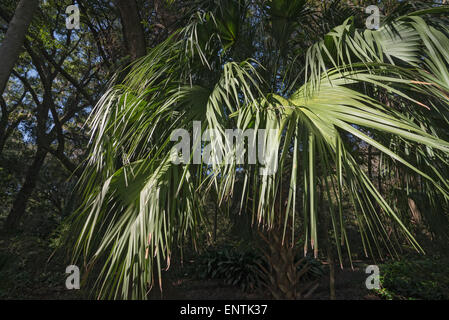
0,234 -> 378,300
3,233 -> 447,300
145,264 -> 378,300
1,268 -> 378,300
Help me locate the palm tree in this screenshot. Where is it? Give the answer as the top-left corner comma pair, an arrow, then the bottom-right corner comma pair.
71,0 -> 449,299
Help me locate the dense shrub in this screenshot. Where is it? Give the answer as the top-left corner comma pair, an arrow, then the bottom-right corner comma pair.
377,257 -> 449,300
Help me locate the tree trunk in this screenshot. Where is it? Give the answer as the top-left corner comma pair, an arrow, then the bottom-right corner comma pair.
0,0 -> 39,95
4,147 -> 48,231
319,180 -> 336,299
0,100 -> 9,155
326,238 -> 336,300
114,0 -> 146,61
213,203 -> 218,242
5,84 -> 51,231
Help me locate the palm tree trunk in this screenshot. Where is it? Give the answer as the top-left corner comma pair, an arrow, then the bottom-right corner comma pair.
378,156 -> 383,196
0,0 -> 39,95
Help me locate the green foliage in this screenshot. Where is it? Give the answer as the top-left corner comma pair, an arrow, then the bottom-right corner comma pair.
192,244 -> 265,292
376,257 -> 449,300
